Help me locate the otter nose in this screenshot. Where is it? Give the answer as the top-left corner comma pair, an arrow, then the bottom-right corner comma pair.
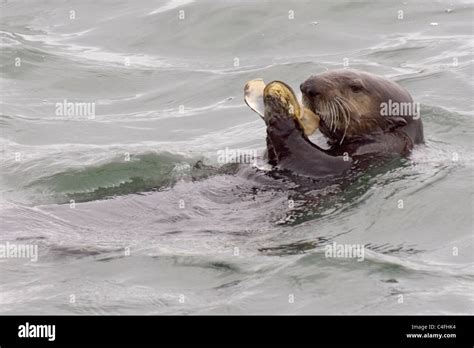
300,81 -> 320,97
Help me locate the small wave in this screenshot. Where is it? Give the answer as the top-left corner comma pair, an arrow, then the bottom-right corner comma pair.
98,97 -> 240,122
0,96 -> 240,122
148,0 -> 195,15
362,249 -> 474,278
15,32 -> 172,69
265,244 -> 473,278
0,31 -> 22,48
22,152 -> 211,204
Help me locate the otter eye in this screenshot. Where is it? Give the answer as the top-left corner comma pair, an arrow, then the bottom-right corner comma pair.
350,84 -> 363,93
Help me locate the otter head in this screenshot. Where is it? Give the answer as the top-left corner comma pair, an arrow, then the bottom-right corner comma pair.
300,69 -> 409,145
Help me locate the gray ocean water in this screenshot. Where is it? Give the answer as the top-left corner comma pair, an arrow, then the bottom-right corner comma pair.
1,0 -> 473,314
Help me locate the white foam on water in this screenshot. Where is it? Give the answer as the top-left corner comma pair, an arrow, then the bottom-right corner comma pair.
149,0 -> 195,15
16,31 -> 173,69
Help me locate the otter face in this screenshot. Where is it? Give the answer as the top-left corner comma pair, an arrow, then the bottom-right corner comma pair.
300,69 -> 383,144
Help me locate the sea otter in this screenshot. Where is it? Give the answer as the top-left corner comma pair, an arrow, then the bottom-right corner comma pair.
300,69 -> 424,157
243,69 -> 424,178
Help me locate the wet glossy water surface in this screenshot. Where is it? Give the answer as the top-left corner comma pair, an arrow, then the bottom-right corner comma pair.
1,0 -> 473,314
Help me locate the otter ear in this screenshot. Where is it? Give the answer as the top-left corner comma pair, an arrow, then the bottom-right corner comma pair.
298,107 -> 320,136
244,79 -> 266,119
